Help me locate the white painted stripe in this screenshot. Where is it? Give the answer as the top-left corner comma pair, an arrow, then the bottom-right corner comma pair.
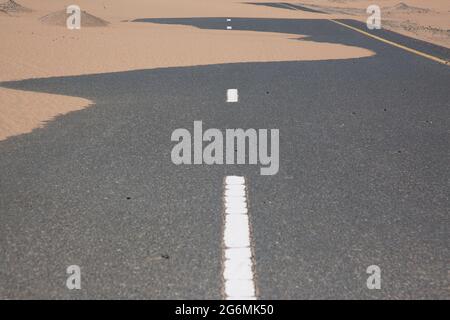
226,19 -> 232,30
226,296 -> 257,301
226,89 -> 238,102
226,184 -> 245,192
225,205 -> 247,213
223,176 -> 257,300
225,188 -> 245,197
224,260 -> 253,280
225,280 -> 255,297
225,196 -> 247,206
225,207 -> 248,215
224,215 -> 250,248
225,247 -> 252,260
225,176 -> 244,185
225,201 -> 247,210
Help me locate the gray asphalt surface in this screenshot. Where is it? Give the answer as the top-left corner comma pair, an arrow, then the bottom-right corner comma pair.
0,11 -> 449,299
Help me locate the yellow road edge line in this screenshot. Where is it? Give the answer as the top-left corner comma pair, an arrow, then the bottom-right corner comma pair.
329,19 -> 449,66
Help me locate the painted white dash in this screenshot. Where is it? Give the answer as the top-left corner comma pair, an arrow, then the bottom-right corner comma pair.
225,280 -> 255,298
223,176 -> 256,300
224,215 -> 250,248
225,247 -> 252,260
225,176 -> 244,185
224,259 -> 253,280
227,89 -> 238,103
225,187 -> 245,197
226,18 -> 232,31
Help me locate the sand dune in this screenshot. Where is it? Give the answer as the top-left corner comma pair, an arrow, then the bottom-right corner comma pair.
40,9 -> 109,27
384,2 -> 431,14
0,0 -> 31,13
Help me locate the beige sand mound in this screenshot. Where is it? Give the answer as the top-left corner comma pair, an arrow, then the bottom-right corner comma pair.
40,9 -> 109,27
385,2 -> 431,14
297,2 -> 365,16
0,0 -> 31,13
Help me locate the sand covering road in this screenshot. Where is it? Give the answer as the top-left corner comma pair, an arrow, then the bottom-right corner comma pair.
0,0 -> 374,141
1,0 -> 447,141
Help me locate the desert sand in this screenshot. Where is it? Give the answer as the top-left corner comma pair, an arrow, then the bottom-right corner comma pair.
0,0 -> 372,141
298,1 -> 450,48
0,0 -> 373,82
0,0 -> 447,141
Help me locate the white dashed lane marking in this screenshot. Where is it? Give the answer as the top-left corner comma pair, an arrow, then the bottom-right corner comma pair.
227,89 -> 239,103
227,18 -> 232,30
223,176 -> 257,300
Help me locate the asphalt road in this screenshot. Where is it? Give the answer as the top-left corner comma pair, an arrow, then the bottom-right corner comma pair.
1,12 -> 449,299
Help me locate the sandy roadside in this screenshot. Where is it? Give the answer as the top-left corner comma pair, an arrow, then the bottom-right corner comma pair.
298,0 -> 450,48
0,0 -> 373,82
